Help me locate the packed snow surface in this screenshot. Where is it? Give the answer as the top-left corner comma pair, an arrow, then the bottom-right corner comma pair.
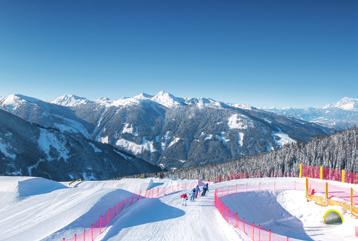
0,177 -> 356,241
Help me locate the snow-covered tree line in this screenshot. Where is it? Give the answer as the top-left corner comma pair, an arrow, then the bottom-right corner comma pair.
167,128 -> 357,181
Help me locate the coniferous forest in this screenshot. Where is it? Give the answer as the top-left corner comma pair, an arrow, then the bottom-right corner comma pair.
168,128 -> 357,181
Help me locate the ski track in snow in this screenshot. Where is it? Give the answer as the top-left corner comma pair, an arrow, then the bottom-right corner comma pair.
103,186 -> 244,241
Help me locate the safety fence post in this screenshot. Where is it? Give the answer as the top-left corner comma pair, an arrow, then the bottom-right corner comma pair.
351,188 -> 354,215
107,209 -> 110,225
83,229 -> 85,241
258,226 -> 260,241
99,216 -> 103,233
91,225 -> 94,241
269,230 -> 272,241
252,225 -> 254,240
320,166 -> 323,180
342,169 -> 345,183
74,233 -> 77,241
299,163 -> 303,178
325,182 -> 329,206
305,177 -> 309,199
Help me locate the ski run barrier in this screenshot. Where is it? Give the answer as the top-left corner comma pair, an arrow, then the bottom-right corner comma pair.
214,180 -> 303,241
60,181 -> 197,241
300,164 -> 358,184
212,163 -> 358,184
215,178 -> 357,241
306,178 -> 358,217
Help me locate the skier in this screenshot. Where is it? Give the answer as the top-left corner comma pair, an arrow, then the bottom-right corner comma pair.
180,193 -> 188,206
195,185 -> 201,198
201,183 -> 209,196
190,188 -> 196,201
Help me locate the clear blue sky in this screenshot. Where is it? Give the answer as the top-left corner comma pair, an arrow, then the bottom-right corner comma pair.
0,0 -> 357,108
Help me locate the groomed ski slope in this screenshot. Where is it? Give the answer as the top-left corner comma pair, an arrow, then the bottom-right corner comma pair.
99,184 -> 242,241
0,176 -> 356,241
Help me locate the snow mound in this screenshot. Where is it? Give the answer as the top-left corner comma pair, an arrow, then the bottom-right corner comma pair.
0,176 -> 66,197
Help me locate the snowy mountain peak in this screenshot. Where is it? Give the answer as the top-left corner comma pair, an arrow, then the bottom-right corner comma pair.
151,91 -> 186,108
324,97 -> 357,111
0,94 -> 47,109
0,94 -> 26,110
134,93 -> 153,100
52,94 -> 91,107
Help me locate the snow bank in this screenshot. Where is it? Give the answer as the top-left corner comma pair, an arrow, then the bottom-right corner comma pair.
0,176 -> 66,197
0,176 -> 66,210
219,180 -> 357,241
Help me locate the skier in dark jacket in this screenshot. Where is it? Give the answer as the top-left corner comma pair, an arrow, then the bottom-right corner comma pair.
201,183 -> 209,196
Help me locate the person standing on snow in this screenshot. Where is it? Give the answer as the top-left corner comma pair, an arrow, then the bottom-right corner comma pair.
201,183 -> 209,196
190,188 -> 196,201
195,185 -> 201,198
180,193 -> 188,206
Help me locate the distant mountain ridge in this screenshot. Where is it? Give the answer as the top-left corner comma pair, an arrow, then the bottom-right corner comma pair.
1,91 -> 331,170
267,97 -> 358,129
324,97 -> 357,111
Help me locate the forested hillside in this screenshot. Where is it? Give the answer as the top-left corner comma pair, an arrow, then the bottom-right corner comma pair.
169,128 -> 357,180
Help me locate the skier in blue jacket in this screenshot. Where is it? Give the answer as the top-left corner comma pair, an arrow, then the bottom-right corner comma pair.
195,185 -> 201,198
190,188 -> 196,201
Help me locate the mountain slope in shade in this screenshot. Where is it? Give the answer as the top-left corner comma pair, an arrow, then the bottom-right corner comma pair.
267,97 -> 358,129
0,94 -> 93,138
0,109 -> 160,181
1,92 -> 331,169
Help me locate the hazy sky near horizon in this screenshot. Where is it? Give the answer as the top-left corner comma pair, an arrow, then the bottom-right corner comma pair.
0,0 -> 357,108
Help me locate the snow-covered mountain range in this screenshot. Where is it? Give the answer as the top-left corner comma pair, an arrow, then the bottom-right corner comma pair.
267,97 -> 358,129
0,109 -> 160,180
0,91 -> 331,170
